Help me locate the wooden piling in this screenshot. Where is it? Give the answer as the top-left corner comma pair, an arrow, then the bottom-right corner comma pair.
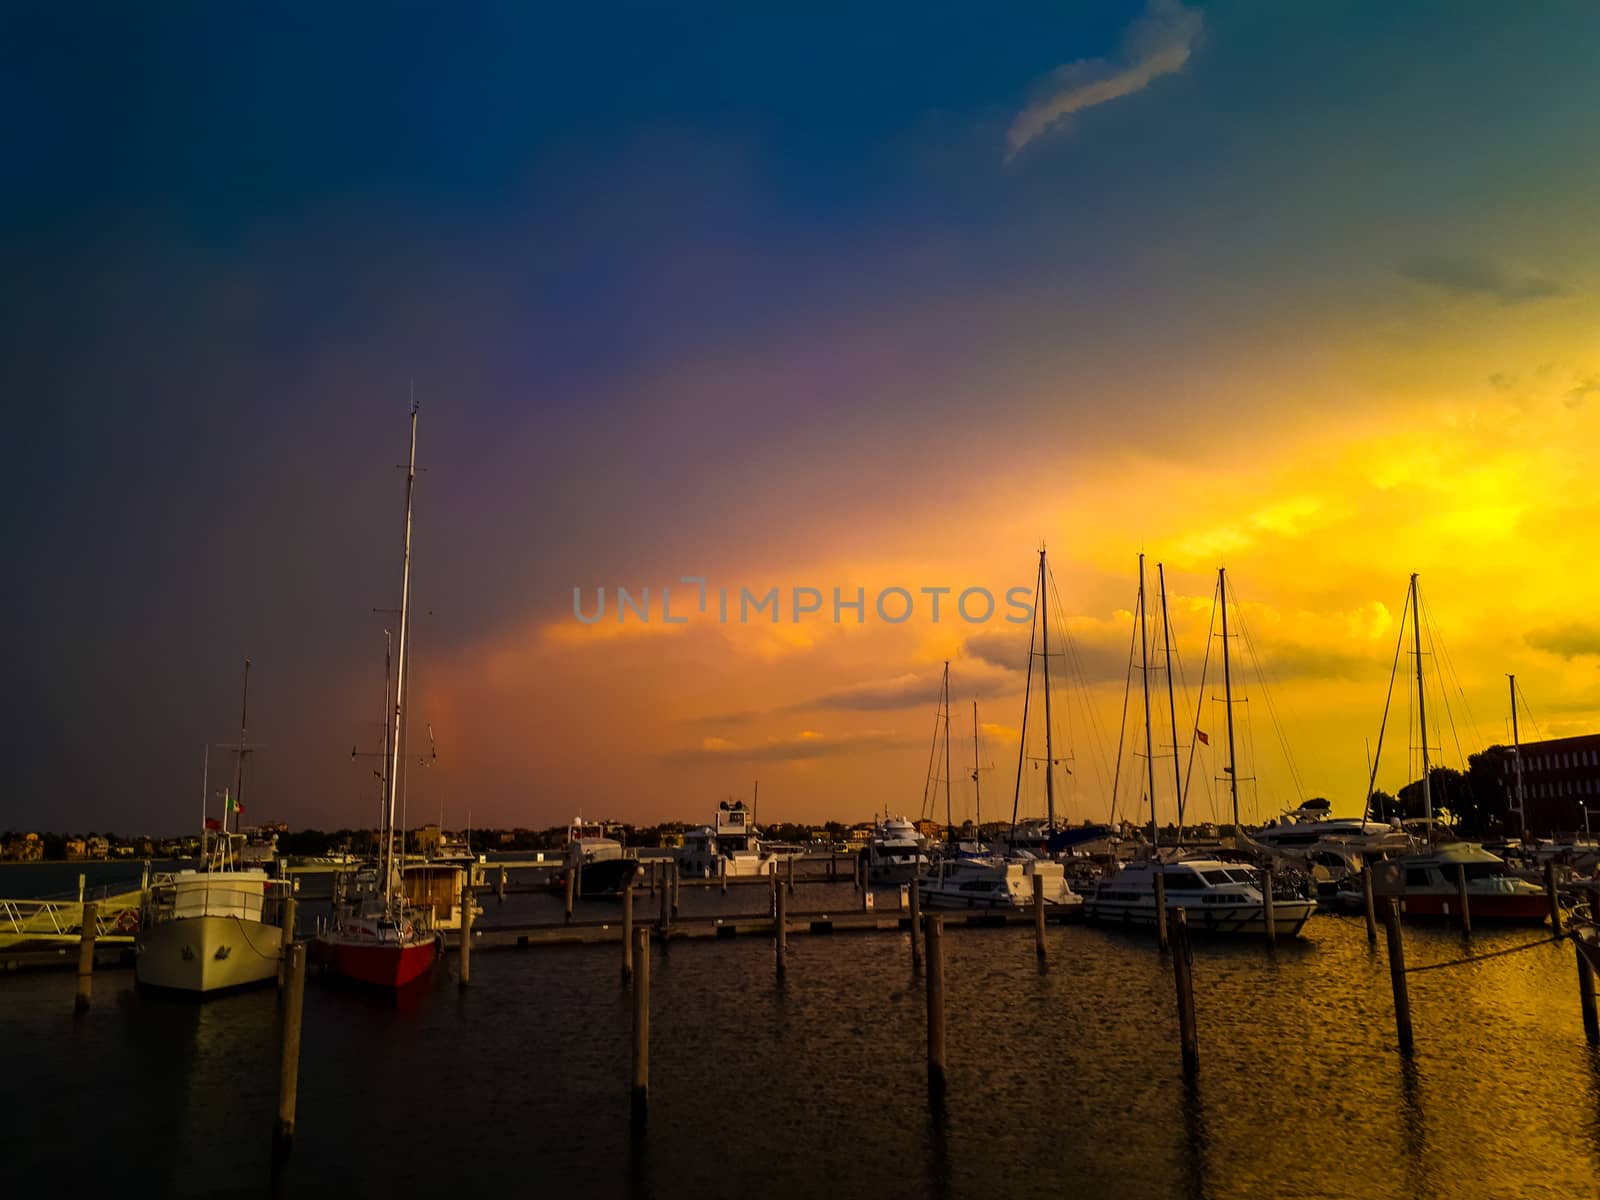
1383,898 -> 1414,1053
459,884 -> 474,987
621,884 -> 634,983
1262,870 -> 1277,946
1032,873 -> 1047,961
720,857 -> 727,893
1546,860 -> 1563,934
277,896 -> 297,989
1362,868 -> 1378,945
564,866 -> 576,924
631,927 -> 650,1120
909,877 -> 922,971
658,863 -> 670,934
670,861 -> 680,917
274,942 -> 307,1158
925,914 -> 947,1095
775,875 -> 788,977
74,901 -> 97,1013
498,865 -> 507,903
1154,871 -> 1168,952
787,852 -> 796,895
1454,863 -> 1472,935
1577,945 -> 1599,1046
1172,908 -> 1198,1076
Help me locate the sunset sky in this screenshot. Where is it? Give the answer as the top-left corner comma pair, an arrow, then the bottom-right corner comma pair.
6,2 -> 1599,836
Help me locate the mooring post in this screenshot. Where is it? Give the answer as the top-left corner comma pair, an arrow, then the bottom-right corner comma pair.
1262,869 -> 1277,946
74,900 -> 98,1014
564,865 -> 576,924
632,926 -> 650,1121
277,895 -> 297,989
909,876 -> 922,971
621,883 -> 634,983
925,913 -> 947,1096
719,857 -> 727,893
1172,908 -> 1198,1076
1383,898 -> 1414,1053
1577,944 -> 1599,1046
459,883 -> 474,988
274,941 -> 307,1159
1546,860 -> 1563,934
1363,868 -> 1379,945
78,873 -> 86,903
1032,873 -> 1047,961
673,860 -> 683,916
830,853 -> 836,882
775,874 -> 788,978
787,852 -> 796,895
1454,863 -> 1472,935
498,864 -> 507,903
1154,871 -> 1168,953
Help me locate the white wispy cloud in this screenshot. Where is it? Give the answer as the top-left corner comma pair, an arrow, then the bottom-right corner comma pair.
1007,0 -> 1203,160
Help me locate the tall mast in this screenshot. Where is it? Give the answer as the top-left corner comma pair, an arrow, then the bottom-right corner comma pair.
1039,548 -> 1057,832
942,662 -> 953,841
200,744 -> 210,864
972,700 -> 982,838
384,405 -> 419,909
1010,559 -> 1042,834
1158,564 -> 1183,843
379,629 -> 392,860
233,657 -> 251,840
1139,554 -> 1157,846
1509,674 -> 1525,836
1219,568 -> 1240,832
1410,573 -> 1432,834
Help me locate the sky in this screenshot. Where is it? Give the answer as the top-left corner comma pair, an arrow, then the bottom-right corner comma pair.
4,1 -> 1599,836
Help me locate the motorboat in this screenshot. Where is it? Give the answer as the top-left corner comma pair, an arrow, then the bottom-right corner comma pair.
679,800 -> 778,878
1083,856 -> 1316,936
137,862 -> 293,994
558,818 -> 643,896
1367,841 -> 1551,923
918,851 -> 1082,912
866,815 -> 927,883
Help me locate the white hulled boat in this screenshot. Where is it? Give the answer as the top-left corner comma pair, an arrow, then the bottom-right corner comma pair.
919,850 -> 1082,912
680,799 -> 777,877
866,815 -> 927,883
1084,857 -> 1316,936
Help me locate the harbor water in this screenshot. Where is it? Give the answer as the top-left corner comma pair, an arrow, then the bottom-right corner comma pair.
4,870 -> 1600,1198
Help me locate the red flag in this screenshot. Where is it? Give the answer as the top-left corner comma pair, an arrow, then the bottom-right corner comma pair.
1196,730 -> 1210,746
204,817 -> 223,831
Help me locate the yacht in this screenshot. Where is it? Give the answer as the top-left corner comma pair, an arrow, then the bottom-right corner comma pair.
866,815 -> 928,883
559,818 -> 643,895
918,851 -> 1082,912
1084,857 -> 1316,936
1248,799 -> 1401,851
1367,841 -> 1551,922
679,800 -> 778,878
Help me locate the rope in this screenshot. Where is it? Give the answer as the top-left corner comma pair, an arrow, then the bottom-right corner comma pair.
1404,933 -> 1564,974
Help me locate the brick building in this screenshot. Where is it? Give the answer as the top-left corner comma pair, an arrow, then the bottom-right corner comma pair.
1499,732 -> 1600,836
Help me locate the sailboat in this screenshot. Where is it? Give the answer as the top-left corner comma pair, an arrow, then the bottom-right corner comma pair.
1364,575 -> 1548,923
918,560 -> 1082,913
1085,562 -> 1317,936
313,405 -> 441,987
137,662 -> 295,995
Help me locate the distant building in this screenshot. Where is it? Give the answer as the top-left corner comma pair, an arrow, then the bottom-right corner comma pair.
64,838 -> 86,860
913,819 -> 943,841
85,835 -> 109,860
4,832 -> 43,862
1498,733 -> 1600,837
413,823 -> 442,856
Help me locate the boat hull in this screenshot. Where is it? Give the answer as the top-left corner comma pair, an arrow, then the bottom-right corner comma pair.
570,857 -> 643,897
868,860 -> 924,885
136,915 -> 284,995
1381,891 -> 1550,923
317,935 -> 438,989
1084,898 -> 1316,937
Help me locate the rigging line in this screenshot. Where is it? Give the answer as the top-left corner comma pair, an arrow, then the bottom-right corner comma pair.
1229,582 -> 1307,805
1515,679 -> 1548,743
1180,575 -> 1220,821
1044,563 -> 1118,816
1404,933 -> 1564,974
1108,590 -> 1139,829
1364,583 -> 1411,820
1415,591 -> 1465,777
920,684 -> 944,823
1422,587 -> 1484,747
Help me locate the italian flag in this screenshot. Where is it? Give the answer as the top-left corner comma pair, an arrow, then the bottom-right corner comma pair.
225,790 -> 243,816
